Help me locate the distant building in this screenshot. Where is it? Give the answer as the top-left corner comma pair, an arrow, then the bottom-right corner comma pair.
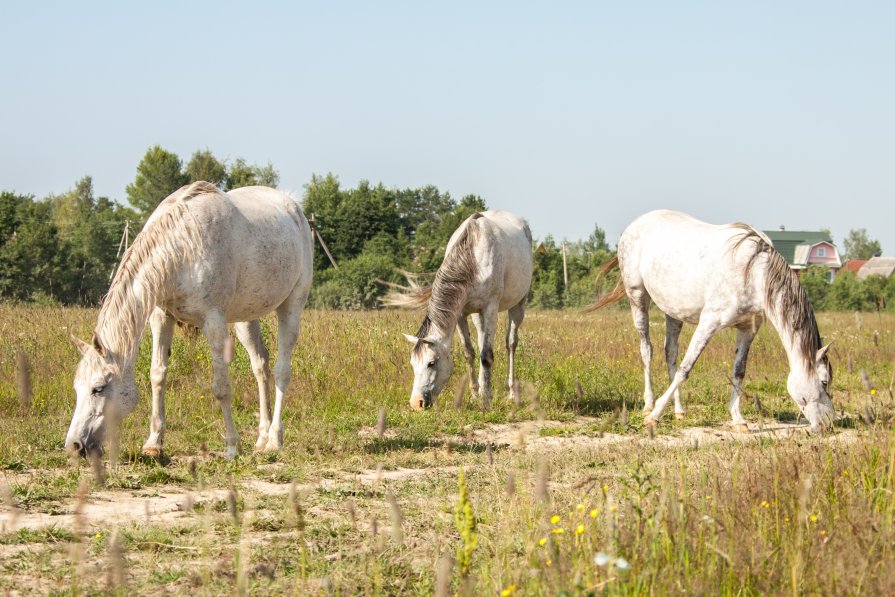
857,256 -> 895,280
840,259 -> 868,275
763,228 -> 842,281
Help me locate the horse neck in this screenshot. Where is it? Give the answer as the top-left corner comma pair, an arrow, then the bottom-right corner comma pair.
95,265 -> 161,368
762,301 -> 816,380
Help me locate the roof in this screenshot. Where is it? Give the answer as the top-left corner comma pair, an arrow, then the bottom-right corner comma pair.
762,230 -> 834,266
841,260 -> 868,274
857,257 -> 895,280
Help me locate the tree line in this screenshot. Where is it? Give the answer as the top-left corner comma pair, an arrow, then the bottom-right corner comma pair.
1,145 -> 891,311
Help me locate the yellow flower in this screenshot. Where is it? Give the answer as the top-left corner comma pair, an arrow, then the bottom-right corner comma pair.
602,484 -> 609,492
95,533 -> 102,539
609,505 -> 617,512
809,515 -> 818,523
575,524 -> 585,535
576,503 -> 585,512
820,529 -> 827,536
870,389 -> 877,395
784,517 -> 790,523
546,559 -> 552,567
551,528 -> 565,535
550,515 -> 561,524
501,584 -> 517,596
538,538 -> 547,547
761,500 -> 770,509
589,509 -> 599,518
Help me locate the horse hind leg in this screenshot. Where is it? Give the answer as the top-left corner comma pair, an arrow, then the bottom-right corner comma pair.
203,312 -> 240,459
234,320 -> 272,451
646,316 -> 721,429
664,315 -> 685,419
265,286 -> 309,452
627,288 -> 654,414
142,307 -> 175,458
505,300 -> 525,403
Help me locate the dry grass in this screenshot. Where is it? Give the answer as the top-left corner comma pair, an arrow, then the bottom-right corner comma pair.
0,305 -> 894,594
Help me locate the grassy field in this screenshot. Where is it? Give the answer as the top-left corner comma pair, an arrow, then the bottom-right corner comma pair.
1,305 -> 894,595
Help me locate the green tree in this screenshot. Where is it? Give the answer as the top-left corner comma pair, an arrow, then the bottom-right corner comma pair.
227,158 -> 279,189
843,228 -> 882,260
126,145 -> 188,219
186,149 -> 227,186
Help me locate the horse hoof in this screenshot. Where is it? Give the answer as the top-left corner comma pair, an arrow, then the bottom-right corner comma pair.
644,418 -> 659,434
674,412 -> 685,420
141,446 -> 162,459
732,423 -> 750,434
254,436 -> 269,452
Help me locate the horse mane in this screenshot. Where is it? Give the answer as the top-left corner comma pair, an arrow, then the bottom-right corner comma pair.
729,224 -> 823,371
96,181 -> 216,363
388,213 -> 483,354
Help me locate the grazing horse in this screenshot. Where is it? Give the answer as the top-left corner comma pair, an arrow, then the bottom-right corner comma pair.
385,211 -> 533,410
588,209 -> 834,432
65,181 -> 313,459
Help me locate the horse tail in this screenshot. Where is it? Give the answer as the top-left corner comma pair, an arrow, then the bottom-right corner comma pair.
380,271 -> 434,309
584,255 -> 625,313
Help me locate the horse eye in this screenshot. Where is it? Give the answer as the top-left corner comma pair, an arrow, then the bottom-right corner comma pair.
427,361 -> 436,368
92,385 -> 106,396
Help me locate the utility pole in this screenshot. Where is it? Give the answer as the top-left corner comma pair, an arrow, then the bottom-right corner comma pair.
309,213 -> 338,269
561,240 -> 569,288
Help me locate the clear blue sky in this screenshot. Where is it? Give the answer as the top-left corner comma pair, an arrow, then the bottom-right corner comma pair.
2,1 -> 893,253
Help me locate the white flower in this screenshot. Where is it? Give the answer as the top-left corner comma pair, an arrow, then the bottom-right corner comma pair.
594,552 -> 610,566
614,557 -> 630,570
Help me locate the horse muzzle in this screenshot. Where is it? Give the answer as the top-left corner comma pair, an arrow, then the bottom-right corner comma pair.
410,391 -> 432,411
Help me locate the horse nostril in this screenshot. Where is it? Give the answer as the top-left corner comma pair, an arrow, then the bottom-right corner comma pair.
71,440 -> 85,456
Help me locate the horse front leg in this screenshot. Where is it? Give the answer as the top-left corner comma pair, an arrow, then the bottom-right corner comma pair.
472,306 -> 499,408
456,316 -> 480,398
142,307 -> 175,458
506,300 -> 525,402
234,320 -> 272,451
729,325 -> 759,432
203,313 -> 240,459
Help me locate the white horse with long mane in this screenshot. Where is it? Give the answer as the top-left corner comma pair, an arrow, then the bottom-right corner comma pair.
65,181 -> 313,458
385,210 -> 533,410
588,209 -> 834,432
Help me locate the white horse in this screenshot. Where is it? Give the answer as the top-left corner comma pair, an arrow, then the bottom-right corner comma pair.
65,181 -> 313,459
588,209 -> 834,432
385,210 -> 533,410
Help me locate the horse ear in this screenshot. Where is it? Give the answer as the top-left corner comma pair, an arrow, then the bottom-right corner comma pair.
71,334 -> 91,355
403,334 -> 419,345
92,331 -> 107,357
816,343 -> 832,362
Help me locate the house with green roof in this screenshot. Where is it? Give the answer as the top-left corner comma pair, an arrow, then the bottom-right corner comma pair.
762,227 -> 841,280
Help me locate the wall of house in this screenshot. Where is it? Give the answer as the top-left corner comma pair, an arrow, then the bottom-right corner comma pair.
807,242 -> 839,265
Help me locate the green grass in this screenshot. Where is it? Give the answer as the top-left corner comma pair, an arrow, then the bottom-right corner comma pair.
0,305 -> 894,594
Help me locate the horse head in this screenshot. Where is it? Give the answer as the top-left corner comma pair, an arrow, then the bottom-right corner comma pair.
403,333 -> 453,410
65,333 -> 137,457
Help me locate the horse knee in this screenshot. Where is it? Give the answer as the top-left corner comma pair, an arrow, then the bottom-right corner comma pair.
480,348 -> 494,368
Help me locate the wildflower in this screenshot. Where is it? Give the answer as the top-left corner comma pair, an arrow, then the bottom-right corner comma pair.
602,484 -> 609,492
538,538 -> 547,547
589,509 -> 599,518
576,524 -> 585,535
609,505 -> 617,512
576,503 -> 585,512
550,515 -> 561,524
551,528 -> 565,535
784,517 -> 790,523
820,529 -> 827,536
615,557 -> 630,570
761,500 -> 770,509
546,559 -> 552,567
95,533 -> 102,539
594,552 -> 610,566
871,389 -> 877,395
501,584 -> 517,596
809,515 -> 818,523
